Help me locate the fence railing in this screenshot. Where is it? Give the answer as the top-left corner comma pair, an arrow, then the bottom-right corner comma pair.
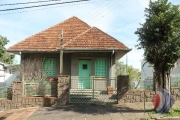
171,76 -> 180,87
69,77 -> 117,104
24,80 -> 57,97
138,75 -> 180,90
70,77 -> 116,91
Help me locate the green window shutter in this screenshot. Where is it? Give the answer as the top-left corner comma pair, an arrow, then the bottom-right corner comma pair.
43,58 -> 56,76
95,59 -> 107,78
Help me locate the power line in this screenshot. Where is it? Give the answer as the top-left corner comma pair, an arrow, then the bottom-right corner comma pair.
90,0 -> 123,23
0,0 -> 109,15
91,0 -> 128,24
107,16 -> 144,32
0,0 -> 90,12
82,0 -> 114,20
0,0 -> 61,6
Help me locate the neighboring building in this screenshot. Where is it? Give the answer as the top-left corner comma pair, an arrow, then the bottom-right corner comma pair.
140,59 -> 180,89
0,62 -> 19,87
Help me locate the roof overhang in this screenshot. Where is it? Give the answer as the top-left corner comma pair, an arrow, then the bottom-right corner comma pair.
57,48 -> 132,53
6,50 -> 59,54
7,48 -> 132,54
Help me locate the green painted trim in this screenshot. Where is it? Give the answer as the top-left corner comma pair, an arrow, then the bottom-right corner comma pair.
95,59 -> 107,78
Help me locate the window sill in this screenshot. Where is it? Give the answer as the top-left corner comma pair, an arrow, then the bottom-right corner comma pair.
94,78 -> 107,80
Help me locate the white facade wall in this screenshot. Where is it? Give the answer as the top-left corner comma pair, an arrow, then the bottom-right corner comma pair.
0,64 -> 5,83
0,63 -> 19,87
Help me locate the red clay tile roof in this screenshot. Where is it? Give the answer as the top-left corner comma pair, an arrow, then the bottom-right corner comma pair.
64,27 -> 128,50
7,16 -> 130,52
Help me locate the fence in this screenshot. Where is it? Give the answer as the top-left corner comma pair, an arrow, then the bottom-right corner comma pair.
137,75 -> 180,90
171,76 -> 180,87
24,80 -> 57,97
69,77 -> 117,104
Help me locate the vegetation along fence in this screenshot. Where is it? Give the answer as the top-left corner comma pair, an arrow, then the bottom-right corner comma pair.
24,80 -> 57,97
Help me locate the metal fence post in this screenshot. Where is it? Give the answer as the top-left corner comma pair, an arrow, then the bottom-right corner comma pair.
92,77 -> 94,103
69,77 -> 71,103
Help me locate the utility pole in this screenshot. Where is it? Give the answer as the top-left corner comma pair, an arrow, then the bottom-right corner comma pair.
60,29 -> 63,75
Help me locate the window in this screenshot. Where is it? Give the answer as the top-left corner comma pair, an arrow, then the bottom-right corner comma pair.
83,64 -> 87,69
42,58 -> 56,76
95,59 -> 107,78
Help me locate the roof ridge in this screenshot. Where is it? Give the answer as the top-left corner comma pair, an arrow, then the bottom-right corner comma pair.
8,16 -> 90,50
91,26 -> 128,49
71,16 -> 90,28
63,27 -> 92,47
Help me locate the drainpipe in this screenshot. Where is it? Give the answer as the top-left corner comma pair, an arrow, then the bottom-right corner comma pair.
20,51 -> 24,81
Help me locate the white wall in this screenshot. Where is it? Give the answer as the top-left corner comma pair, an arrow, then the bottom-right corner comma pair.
0,64 -> 19,87
0,64 -> 5,83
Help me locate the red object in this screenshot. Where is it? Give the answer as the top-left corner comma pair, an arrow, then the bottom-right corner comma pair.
49,78 -> 58,82
107,86 -> 113,95
152,94 -> 160,109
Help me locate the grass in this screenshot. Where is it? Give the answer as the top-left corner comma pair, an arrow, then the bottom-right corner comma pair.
163,108 -> 180,117
149,108 -> 180,118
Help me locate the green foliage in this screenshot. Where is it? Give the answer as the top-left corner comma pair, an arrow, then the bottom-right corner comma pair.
135,0 -> 180,72
150,108 -> 180,117
0,35 -> 14,64
164,108 -> 180,117
25,80 -> 54,97
116,61 -> 141,89
135,0 -> 180,88
115,61 -> 140,81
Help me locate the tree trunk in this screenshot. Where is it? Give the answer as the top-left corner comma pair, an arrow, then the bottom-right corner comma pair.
165,71 -> 171,92
154,67 -> 164,90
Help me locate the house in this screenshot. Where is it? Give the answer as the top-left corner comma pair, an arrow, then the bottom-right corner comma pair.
7,16 -> 131,103
0,61 -> 19,87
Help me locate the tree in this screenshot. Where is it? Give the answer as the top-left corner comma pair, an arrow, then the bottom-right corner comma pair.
135,0 -> 180,89
115,61 -> 141,89
0,35 -> 14,64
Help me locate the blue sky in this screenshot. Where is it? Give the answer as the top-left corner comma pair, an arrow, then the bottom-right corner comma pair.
0,0 -> 179,70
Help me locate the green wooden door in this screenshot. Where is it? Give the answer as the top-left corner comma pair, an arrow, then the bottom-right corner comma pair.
79,60 -> 91,89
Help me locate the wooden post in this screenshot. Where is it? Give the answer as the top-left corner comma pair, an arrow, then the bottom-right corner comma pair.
60,30 -> 63,75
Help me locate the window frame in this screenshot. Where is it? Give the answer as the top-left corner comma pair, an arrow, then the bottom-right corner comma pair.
42,58 -> 56,77
94,59 -> 108,78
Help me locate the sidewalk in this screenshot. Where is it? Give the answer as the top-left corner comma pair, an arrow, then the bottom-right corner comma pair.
0,100 -> 179,120
0,107 -> 38,120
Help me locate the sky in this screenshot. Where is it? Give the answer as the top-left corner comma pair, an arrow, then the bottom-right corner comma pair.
0,0 -> 179,70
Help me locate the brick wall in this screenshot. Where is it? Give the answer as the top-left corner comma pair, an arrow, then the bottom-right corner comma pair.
171,87 -> 180,100
118,90 -> 155,103
0,81 -> 57,111
117,75 -> 180,103
57,75 -> 70,105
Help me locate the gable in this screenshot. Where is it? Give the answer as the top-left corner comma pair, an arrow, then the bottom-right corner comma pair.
8,16 -> 90,52
7,16 -> 130,52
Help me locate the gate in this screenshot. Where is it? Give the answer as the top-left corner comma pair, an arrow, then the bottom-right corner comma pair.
69,77 -> 117,104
